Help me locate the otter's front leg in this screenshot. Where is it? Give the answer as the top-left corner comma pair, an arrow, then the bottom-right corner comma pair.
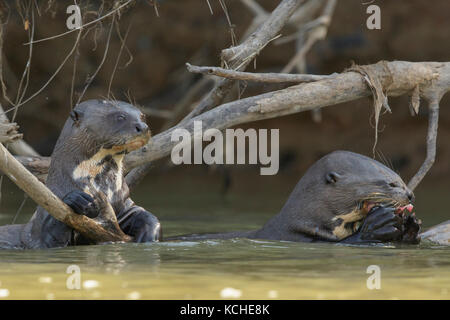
40,190 -> 97,248
117,200 -> 161,243
341,206 -> 403,244
63,190 -> 98,218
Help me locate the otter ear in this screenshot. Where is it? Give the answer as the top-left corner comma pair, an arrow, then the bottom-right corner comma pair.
325,172 -> 341,184
69,110 -> 83,124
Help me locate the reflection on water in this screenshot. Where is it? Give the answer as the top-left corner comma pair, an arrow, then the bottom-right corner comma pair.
0,240 -> 449,299
0,176 -> 449,299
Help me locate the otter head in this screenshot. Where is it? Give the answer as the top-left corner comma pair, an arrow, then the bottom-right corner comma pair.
67,99 -> 150,157
46,99 -> 150,200
278,151 -> 414,240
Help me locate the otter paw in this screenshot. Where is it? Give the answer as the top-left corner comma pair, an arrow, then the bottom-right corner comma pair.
129,211 -> 161,243
400,211 -> 421,244
343,206 -> 402,243
62,190 -> 97,218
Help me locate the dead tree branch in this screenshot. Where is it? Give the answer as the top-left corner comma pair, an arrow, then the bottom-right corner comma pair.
123,0 -> 304,188
186,63 -> 333,83
0,103 -> 39,156
124,61 -> 449,193
179,0 -> 304,124
281,0 -> 337,73
0,120 -> 22,144
14,61 -> 450,191
407,99 -> 439,191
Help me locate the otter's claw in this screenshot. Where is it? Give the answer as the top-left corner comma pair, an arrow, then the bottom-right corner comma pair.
343,206 -> 402,243
62,190 -> 97,218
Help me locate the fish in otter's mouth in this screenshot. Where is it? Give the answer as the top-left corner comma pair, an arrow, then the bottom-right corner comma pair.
108,131 -> 151,154
359,200 -> 414,215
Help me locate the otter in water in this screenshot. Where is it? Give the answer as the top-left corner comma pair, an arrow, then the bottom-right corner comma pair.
0,99 -> 161,249
168,151 -> 421,244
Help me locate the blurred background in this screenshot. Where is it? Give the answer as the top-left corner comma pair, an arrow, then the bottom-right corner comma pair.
0,0 -> 449,232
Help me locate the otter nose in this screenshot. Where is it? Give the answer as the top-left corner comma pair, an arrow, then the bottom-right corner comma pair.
135,122 -> 148,134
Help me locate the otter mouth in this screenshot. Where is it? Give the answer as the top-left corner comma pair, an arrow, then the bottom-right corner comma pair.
109,131 -> 150,154
360,200 -> 414,216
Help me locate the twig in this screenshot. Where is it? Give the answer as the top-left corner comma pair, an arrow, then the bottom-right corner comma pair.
218,0 -> 237,46
407,100 -> 439,191
123,61 -> 447,172
205,0 -> 213,15
77,15 -> 115,105
70,42 -> 80,109
15,61 -> 449,193
179,0 -> 303,124
12,193 -> 27,224
124,0 -> 303,188
3,28 -> 82,114
187,63 -> 332,83
289,0 -> 326,25
108,20 -> 132,97
282,0 -> 337,73
0,121 -> 22,143
23,0 -> 132,45
14,2 -> 35,120
0,103 -> 38,156
160,77 -> 213,131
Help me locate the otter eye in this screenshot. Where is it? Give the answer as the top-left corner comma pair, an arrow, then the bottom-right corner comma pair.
325,172 -> 341,184
116,114 -> 126,121
70,110 -> 82,122
389,182 -> 399,188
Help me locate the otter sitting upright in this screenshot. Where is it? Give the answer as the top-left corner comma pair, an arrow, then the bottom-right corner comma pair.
169,151 -> 420,244
0,99 -> 160,249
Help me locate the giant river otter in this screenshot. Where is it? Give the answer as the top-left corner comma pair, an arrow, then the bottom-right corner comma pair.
168,151 -> 422,244
0,99 -> 161,249
0,108 -> 441,248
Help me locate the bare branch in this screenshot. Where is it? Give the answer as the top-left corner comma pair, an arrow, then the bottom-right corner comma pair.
23,0 -> 133,45
0,121 -> 22,143
77,15 -> 115,105
282,0 -> 337,73
186,62 -> 332,83
407,99 -> 439,191
124,61 -> 447,171
124,0 -> 304,187
0,103 -> 39,156
3,28 -> 82,114
15,61 -> 450,192
179,0 -> 304,124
